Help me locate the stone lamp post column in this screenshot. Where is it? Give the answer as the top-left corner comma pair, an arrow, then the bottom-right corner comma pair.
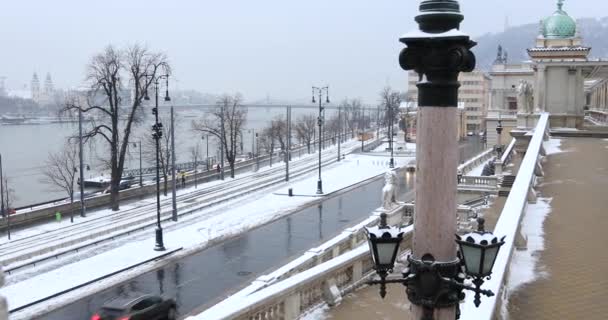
399,1 -> 476,319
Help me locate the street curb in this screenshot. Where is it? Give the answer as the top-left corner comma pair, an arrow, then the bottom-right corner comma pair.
8,247 -> 183,313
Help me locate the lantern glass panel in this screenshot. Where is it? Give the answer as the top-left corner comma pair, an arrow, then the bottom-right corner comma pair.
377,242 -> 398,266
367,238 -> 378,265
461,244 -> 482,275
482,245 -> 499,275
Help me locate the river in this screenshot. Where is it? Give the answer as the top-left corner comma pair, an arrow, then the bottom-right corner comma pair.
0,105 -> 334,207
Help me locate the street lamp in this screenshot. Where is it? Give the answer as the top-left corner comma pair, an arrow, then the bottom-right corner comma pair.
132,141 -> 143,187
388,103 -> 395,168
312,86 -> 330,194
202,134 -> 209,171
146,72 -> 171,251
366,215 -> 505,317
495,119 -> 503,157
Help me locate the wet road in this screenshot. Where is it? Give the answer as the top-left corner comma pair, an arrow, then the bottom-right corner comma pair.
38,138 -> 484,320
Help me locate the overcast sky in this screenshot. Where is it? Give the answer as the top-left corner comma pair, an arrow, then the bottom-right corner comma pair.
1,0 -> 606,103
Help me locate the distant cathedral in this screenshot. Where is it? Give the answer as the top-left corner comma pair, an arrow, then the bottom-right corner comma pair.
31,72 -> 55,106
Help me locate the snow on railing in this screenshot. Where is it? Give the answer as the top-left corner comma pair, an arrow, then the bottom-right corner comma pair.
500,138 -> 516,165
458,148 -> 494,175
188,204 -> 412,320
460,113 -> 549,319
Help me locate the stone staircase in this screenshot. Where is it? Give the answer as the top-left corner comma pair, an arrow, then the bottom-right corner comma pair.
498,175 -> 516,197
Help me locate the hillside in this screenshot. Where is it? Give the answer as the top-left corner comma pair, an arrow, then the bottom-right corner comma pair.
472,17 -> 608,70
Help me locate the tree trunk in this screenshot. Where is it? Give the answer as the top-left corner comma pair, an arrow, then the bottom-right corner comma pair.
230,162 -> 235,178
163,174 -> 168,196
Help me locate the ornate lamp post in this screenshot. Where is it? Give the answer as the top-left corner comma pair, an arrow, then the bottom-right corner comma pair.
495,119 -> 503,157
366,216 -> 505,319
146,72 -> 171,251
363,1 -> 506,319
312,86 -> 330,194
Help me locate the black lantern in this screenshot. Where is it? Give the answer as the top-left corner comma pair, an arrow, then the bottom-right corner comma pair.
456,219 -> 504,279
366,216 -> 404,274
455,218 -> 505,306
365,213 -> 404,297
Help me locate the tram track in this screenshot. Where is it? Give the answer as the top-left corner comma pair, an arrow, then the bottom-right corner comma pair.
1,140 -> 372,275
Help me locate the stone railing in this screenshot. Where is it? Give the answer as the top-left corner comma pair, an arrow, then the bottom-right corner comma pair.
458,148 -> 494,175
458,176 -> 499,190
460,113 -> 550,319
585,109 -> 608,125
188,203 -> 412,320
496,138 -> 516,175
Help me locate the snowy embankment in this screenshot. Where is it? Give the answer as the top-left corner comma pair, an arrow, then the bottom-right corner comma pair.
2,154 -> 411,320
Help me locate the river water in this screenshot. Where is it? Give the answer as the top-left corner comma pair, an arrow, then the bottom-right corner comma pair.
0,106 -> 332,207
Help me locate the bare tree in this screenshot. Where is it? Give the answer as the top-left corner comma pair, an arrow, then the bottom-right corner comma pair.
271,116 -> 288,153
1,177 -> 15,213
190,143 -> 201,188
63,44 -> 170,211
325,114 -> 340,145
192,93 -> 247,178
379,86 -> 402,148
379,86 -> 402,126
341,98 -> 363,138
40,142 -> 79,203
294,114 -> 316,153
259,125 -> 277,167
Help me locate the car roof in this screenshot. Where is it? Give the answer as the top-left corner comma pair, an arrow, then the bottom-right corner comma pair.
103,294 -> 157,309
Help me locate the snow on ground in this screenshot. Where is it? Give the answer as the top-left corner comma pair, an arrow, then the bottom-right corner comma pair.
544,138 -> 564,155
2,153 -> 411,319
0,145 -> 329,246
299,305 -> 328,320
501,197 -> 552,319
1,240 -> 182,311
467,161 -> 486,176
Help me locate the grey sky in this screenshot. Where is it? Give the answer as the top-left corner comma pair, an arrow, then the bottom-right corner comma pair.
1,0 -> 606,104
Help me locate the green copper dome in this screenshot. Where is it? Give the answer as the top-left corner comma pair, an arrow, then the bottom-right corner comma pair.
543,0 -> 576,39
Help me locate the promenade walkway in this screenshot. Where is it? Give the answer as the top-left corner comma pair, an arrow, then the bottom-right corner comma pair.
314,137 -> 608,320
507,137 -> 608,319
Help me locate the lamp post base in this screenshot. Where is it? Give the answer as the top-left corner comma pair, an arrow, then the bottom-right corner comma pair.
154,228 -> 166,251
389,158 -> 395,168
316,180 -> 323,194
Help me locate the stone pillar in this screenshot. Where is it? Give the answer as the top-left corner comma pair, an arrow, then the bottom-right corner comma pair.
535,65 -> 546,112
398,1 -> 475,318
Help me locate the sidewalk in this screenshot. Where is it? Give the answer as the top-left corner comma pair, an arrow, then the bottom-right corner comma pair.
2,153 -> 412,320
507,137 -> 608,319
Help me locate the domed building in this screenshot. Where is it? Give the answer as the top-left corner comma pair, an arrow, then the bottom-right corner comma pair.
528,0 -> 590,61
488,0 -> 608,138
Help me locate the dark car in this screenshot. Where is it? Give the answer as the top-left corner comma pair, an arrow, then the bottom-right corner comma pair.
91,294 -> 176,320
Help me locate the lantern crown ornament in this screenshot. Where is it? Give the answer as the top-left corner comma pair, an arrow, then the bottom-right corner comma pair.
399,0 -> 476,107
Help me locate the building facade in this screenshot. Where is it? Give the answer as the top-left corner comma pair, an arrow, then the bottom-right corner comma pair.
408,70 -> 490,134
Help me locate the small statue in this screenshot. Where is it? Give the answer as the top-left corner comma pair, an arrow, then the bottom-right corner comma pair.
382,171 -> 399,210
517,80 -> 534,114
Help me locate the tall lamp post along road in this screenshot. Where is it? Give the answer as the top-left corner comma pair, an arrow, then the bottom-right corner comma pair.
146,72 -> 171,251
312,86 -> 330,194
365,1 -> 506,319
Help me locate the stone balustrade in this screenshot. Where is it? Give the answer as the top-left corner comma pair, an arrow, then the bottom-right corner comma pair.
188,203 -> 412,320
460,113 -> 550,319
459,175 -> 499,188
458,148 -> 494,175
